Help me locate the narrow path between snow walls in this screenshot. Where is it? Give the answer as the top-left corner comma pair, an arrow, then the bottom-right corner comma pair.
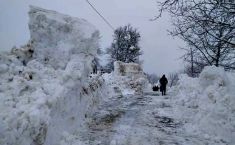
61,66 -> 235,145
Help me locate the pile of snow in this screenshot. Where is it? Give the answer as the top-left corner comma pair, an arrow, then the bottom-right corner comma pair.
28,6 -> 99,70
103,61 -> 149,96
0,6 -> 107,145
171,66 -> 235,144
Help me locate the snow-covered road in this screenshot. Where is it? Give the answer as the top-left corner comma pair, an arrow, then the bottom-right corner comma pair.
72,91 -> 218,145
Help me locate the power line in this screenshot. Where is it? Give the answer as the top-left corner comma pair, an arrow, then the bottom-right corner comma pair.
86,0 -> 115,31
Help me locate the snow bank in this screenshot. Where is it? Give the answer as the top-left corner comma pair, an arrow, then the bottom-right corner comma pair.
172,66 -> 235,144
199,66 -> 230,88
0,6 -> 107,145
28,5 -> 99,69
103,61 -> 149,96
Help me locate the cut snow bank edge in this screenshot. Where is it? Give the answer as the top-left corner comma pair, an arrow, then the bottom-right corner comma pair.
172,66 -> 235,144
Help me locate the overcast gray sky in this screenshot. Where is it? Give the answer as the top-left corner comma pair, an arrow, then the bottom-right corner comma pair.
0,0 -> 185,75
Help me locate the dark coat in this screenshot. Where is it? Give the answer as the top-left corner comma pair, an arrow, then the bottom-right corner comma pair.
160,85 -> 163,92
160,75 -> 168,86
160,75 -> 168,95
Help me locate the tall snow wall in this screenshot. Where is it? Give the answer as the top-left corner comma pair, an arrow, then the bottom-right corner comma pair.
0,6 -> 106,145
172,66 -> 235,144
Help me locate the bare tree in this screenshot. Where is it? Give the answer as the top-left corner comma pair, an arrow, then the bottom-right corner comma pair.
155,0 -> 235,71
146,73 -> 160,84
181,47 -> 205,77
169,72 -> 179,87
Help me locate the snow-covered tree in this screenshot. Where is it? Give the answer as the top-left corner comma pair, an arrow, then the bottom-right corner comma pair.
106,24 -> 142,70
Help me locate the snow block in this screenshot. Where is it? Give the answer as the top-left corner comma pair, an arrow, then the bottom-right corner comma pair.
114,61 -> 143,76
28,5 -> 99,69
104,61 -> 149,95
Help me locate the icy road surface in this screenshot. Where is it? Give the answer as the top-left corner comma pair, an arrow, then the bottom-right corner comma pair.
66,91 -> 223,145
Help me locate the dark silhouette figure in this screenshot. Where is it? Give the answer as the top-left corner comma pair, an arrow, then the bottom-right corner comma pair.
92,59 -> 97,74
160,75 -> 168,96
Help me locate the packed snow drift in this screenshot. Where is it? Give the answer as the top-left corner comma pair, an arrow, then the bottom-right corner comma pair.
0,6 -> 106,145
170,66 -> 235,144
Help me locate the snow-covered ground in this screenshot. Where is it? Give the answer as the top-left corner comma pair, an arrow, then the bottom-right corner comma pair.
61,66 -> 235,145
0,5 -> 234,145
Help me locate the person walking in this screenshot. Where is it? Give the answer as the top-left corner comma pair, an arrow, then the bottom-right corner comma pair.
159,74 -> 168,96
